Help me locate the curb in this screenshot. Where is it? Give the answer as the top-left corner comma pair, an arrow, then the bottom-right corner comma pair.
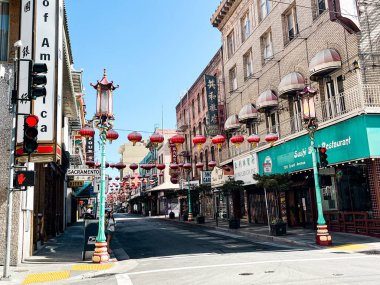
159,218 -> 321,250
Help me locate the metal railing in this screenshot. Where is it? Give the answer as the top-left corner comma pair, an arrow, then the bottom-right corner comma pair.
224,84 -> 380,160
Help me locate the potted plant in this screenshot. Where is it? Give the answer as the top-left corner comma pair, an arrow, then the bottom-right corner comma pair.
270,218 -> 287,236
221,180 -> 245,229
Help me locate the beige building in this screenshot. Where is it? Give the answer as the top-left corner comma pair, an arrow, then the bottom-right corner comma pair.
211,0 -> 380,232
118,141 -> 149,178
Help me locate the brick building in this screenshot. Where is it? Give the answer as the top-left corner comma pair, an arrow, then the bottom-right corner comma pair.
175,47 -> 228,219
211,0 -> 380,234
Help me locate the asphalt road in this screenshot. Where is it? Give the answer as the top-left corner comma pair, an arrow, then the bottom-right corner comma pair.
68,214 -> 380,285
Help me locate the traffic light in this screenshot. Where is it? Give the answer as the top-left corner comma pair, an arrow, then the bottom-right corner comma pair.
29,63 -> 47,99
319,147 -> 328,167
23,115 -> 39,154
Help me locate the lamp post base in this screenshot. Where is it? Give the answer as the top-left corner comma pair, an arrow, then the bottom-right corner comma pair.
315,224 -> 332,246
92,241 -> 110,263
187,213 -> 194,222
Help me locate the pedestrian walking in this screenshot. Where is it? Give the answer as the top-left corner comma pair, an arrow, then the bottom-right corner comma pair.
105,210 -> 116,254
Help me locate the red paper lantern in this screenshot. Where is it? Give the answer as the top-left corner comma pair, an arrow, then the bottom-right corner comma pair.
170,134 -> 185,149
208,160 -> 217,170
169,163 -> 179,170
193,135 -> 207,150
212,135 -> 226,149
183,162 -> 192,171
156,164 -> 166,171
137,175 -> 142,179
170,177 -> 179,184
149,179 -> 154,184
105,162 -> 110,168
149,133 -> 164,145
265,133 -> 279,146
108,177 -> 112,181
106,129 -> 119,143
178,163 -> 184,168
115,177 -> 120,180
230,135 -> 245,148
137,181 -> 142,186
86,161 -> 95,168
196,162 -> 204,169
110,163 -> 115,168
247,134 -> 260,147
129,163 -> 138,171
128,131 -> 142,146
152,174 -> 157,178
159,173 -> 164,177
79,126 -> 95,138
115,163 -> 126,170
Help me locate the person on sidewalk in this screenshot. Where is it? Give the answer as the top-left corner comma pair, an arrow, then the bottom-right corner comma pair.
105,210 -> 116,254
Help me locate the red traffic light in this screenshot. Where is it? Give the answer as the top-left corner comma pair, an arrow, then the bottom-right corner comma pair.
319,147 -> 327,154
25,115 -> 39,127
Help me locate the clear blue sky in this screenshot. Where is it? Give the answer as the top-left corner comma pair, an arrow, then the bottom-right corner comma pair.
65,0 -> 222,164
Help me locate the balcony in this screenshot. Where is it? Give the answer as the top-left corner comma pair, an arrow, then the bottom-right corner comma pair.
177,119 -> 189,132
223,84 -> 380,161
70,146 -> 84,166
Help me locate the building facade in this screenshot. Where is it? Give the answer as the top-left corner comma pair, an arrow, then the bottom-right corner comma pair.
211,0 -> 380,233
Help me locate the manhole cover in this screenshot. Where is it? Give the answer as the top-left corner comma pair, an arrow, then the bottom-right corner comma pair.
360,250 -> 380,255
265,270 -> 275,273
239,273 -> 253,276
332,273 -> 344,276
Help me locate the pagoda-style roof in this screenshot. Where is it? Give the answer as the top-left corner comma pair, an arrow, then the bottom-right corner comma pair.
90,69 -> 119,90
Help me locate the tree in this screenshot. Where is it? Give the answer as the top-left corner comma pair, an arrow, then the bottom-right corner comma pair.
253,173 -> 292,223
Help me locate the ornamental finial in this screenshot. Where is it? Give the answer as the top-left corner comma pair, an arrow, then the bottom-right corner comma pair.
103,68 -> 107,78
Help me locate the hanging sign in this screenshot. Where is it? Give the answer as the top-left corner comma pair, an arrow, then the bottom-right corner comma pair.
204,75 -> 219,136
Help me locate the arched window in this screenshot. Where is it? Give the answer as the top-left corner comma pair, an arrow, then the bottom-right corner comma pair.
200,152 -> 203,162
197,93 -> 201,112
202,88 -> 206,110
198,122 -> 202,136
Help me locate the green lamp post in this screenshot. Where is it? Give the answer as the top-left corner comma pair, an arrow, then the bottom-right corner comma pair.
183,162 -> 193,221
80,69 -> 119,263
300,86 -> 332,246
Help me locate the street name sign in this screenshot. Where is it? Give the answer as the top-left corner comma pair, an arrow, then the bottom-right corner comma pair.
67,169 -> 100,176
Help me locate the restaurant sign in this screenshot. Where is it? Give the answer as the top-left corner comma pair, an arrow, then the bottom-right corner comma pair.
258,115 -> 380,175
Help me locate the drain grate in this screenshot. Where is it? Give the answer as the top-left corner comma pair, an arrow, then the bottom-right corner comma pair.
360,250 -> 380,255
239,273 -> 253,276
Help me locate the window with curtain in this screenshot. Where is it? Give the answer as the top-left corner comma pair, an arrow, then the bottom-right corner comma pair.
0,1 -> 9,62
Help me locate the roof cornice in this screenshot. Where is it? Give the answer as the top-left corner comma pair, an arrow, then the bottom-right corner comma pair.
210,0 -> 241,30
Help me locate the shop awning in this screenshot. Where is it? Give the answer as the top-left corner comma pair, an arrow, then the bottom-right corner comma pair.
256,90 -> 278,112
224,114 -> 240,131
148,181 -> 179,192
278,72 -> 305,98
309,48 -> 341,77
238,104 -> 258,123
72,182 -> 95,198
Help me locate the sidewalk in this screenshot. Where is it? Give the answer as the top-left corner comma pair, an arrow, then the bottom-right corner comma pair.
158,215 -> 380,251
0,221 -> 130,285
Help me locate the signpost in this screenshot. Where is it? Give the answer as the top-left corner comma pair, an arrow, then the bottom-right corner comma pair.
67,169 -> 100,176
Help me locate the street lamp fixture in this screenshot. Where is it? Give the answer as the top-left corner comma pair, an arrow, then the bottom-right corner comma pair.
300,86 -> 332,246
80,69 -> 119,263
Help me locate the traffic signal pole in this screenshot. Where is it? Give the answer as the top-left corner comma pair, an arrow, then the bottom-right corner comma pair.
3,42 -> 21,279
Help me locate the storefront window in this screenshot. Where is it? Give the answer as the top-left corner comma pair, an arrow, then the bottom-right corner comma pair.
336,165 -> 371,211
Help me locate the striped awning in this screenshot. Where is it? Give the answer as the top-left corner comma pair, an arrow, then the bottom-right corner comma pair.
256,90 -> 278,112
309,48 -> 341,77
224,114 -> 240,131
238,104 -> 258,122
278,72 -> 305,98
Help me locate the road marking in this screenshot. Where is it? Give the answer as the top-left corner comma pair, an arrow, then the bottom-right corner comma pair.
22,270 -> 70,284
71,264 -> 113,271
329,244 -> 370,251
127,255 -> 377,276
223,243 -> 253,248
140,253 -> 217,261
116,272 -> 134,285
205,230 -> 243,238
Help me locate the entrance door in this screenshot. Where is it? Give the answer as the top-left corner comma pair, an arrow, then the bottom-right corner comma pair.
296,189 -> 313,227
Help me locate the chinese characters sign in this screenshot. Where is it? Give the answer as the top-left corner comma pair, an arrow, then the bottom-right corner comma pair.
86,137 -> 94,162
204,75 -> 219,136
